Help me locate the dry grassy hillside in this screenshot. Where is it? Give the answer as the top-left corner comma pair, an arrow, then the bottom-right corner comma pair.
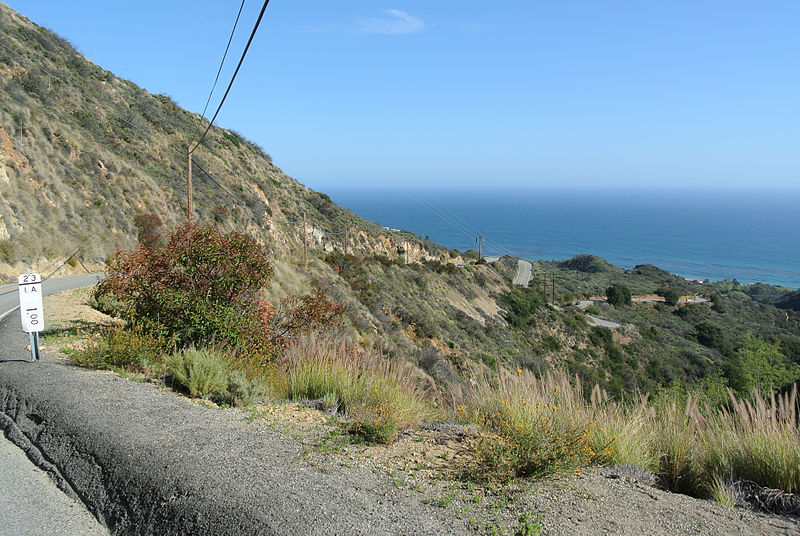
0,3 -> 455,278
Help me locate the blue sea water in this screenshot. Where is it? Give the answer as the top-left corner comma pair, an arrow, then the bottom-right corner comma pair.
327,188 -> 800,290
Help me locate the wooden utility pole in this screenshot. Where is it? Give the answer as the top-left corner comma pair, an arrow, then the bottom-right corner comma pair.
476,236 -> 485,261
344,226 -> 349,255
187,147 -> 193,222
302,212 -> 308,266
552,274 -> 556,305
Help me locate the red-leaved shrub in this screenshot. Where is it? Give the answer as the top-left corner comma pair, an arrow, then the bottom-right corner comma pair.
95,223 -> 343,367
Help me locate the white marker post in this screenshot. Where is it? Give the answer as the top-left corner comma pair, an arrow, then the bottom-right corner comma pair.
18,273 -> 44,361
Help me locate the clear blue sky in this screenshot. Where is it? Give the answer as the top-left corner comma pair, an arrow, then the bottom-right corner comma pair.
6,1 -> 800,192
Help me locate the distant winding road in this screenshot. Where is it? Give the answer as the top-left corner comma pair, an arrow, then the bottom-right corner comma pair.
575,300 -> 622,329
513,260 -> 532,287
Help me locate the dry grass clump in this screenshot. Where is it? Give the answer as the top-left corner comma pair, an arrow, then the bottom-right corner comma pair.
280,337 -> 438,443
461,369 -> 612,480
71,322 -> 171,379
165,347 -> 270,406
457,366 -> 800,503
698,386 -> 800,494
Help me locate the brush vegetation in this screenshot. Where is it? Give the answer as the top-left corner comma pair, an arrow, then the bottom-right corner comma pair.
6,4 -> 800,512
4,3 -> 800,405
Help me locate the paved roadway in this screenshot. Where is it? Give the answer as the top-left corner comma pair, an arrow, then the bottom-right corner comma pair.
513,260 -> 532,287
0,273 -> 105,323
0,434 -> 108,535
575,300 -> 622,329
0,273 -> 108,536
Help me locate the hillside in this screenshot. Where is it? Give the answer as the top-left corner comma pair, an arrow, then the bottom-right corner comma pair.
776,290 -> 800,312
0,3 -> 456,274
2,3 -> 800,401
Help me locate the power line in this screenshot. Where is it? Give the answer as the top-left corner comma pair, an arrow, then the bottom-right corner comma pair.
191,157 -> 261,218
189,0 -> 271,154
3,31 -> 374,250
189,0 -> 248,148
0,38 -> 256,223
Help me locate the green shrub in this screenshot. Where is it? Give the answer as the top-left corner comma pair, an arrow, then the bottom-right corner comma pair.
167,347 -> 228,400
72,323 -> 171,377
694,321 -> 727,351
656,287 -> 681,306
0,240 -> 13,263
347,401 -> 399,444
589,326 -> 613,347
225,370 -> 269,407
584,305 -> 600,315
499,288 -> 543,328
478,352 -> 497,372
464,371 -> 605,481
470,401 -> 595,480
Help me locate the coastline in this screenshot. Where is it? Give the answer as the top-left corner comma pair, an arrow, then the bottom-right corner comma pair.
328,189 -> 800,290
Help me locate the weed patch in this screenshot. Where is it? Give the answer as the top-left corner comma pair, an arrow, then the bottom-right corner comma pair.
72,323 -> 171,378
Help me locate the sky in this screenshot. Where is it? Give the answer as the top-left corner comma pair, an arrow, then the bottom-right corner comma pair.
5,1 -> 800,192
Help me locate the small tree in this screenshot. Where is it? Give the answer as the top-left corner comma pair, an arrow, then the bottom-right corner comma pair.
725,335 -> 800,394
606,285 -> 631,307
657,287 -> 680,307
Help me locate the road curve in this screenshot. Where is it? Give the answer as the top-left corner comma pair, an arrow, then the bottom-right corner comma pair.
0,273 -> 105,322
513,260 -> 532,287
574,300 -> 622,328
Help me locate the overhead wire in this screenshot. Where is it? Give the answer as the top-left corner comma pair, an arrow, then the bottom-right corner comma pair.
410,190 -> 526,256
402,188 -> 530,258
0,36 -> 260,226
403,189 -> 514,256
189,0 -> 271,154
191,157 -> 262,219
2,23 -> 356,259
189,0 -> 248,148
3,30 -> 462,255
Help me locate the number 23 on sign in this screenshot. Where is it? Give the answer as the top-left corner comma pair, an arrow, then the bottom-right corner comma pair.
18,273 -> 44,333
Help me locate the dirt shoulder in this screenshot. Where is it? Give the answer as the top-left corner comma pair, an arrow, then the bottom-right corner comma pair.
7,289 -> 798,536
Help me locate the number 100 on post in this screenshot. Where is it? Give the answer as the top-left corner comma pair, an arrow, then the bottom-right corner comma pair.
18,273 -> 44,333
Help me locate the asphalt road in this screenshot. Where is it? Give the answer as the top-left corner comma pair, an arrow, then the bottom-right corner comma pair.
513,260 -> 532,287
574,300 -> 622,329
1,273 -> 108,535
0,434 -> 108,535
0,273 -> 105,323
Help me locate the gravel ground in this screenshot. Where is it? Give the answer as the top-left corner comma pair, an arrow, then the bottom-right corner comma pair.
1,289 -> 798,535
0,318 -> 472,535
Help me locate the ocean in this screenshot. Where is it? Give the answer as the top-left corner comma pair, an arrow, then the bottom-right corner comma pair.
327,188 -> 800,290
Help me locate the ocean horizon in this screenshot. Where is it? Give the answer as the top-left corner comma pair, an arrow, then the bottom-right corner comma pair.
327,188 -> 800,290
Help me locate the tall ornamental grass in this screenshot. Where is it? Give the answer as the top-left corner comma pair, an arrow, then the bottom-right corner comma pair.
698,386 -> 800,494
460,367 -> 800,498
280,337 -> 438,443
461,370 -> 613,480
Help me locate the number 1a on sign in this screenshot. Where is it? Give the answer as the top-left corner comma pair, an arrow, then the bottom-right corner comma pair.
18,273 -> 44,333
